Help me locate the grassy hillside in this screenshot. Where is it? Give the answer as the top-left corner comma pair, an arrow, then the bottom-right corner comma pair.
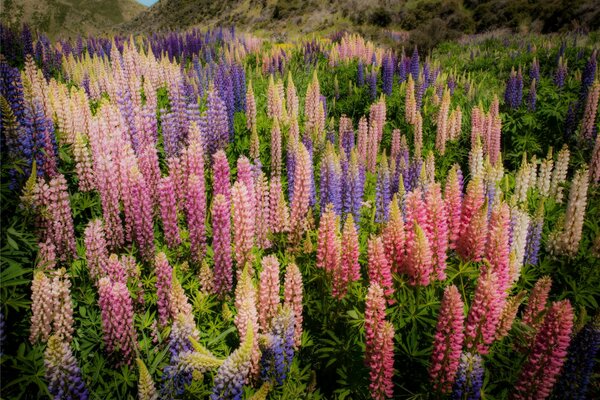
0,0 -> 146,38
119,0 -> 600,48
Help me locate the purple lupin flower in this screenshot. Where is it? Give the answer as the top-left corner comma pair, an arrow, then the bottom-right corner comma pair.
451,352 -> 484,400
524,213 -> 543,266
579,50 -> 597,105
320,145 -> 342,215
369,68 -> 378,100
382,54 -> 394,96
357,60 -> 365,87
375,154 -> 391,223
44,335 -> 89,400
410,46 -> 420,81
342,150 -> 364,226
201,87 -> 229,156
528,79 -> 537,111
552,316 -> 600,400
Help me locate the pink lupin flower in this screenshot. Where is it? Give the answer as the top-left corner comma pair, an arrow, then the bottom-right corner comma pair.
289,143 -> 312,242
93,153 -> 123,249
158,176 -> 181,249
436,88 -> 451,155
37,240 -> 57,270
522,276 -> 552,330
367,236 -> 394,301
234,266 -> 260,377
484,201 -> 511,295
186,173 -> 207,262
391,128 -> 401,160
364,282 -> 394,399
429,285 -> 465,393
465,271 -> 504,355
286,72 -> 299,119
457,203 -> 488,262
496,290 -> 527,340
284,262 -> 304,348
513,300 -> 574,400
168,156 -> 186,207
84,219 -> 108,281
30,271 -> 54,343
404,188 -> 428,249
425,183 -> 449,280
316,204 -> 341,275
364,282 -> 386,367
34,174 -> 77,260
269,174 -> 289,234
357,116 -> 369,166
405,223 -> 434,286
590,129 -> 600,183
212,194 -> 233,296
270,118 -> 282,175
471,105 -> 484,146
369,320 -> 395,400
73,132 -> 95,192
581,81 -> 599,141
258,255 -> 281,331
232,180 -> 255,277
444,164 -> 463,250
154,252 -> 173,327
405,74 -> 416,124
336,213 -> 361,299
458,177 -> 485,238
383,195 -> 405,274
414,111 -> 423,159
213,150 -> 231,202
237,156 -> 256,218
104,254 -> 126,284
254,169 -> 271,249
137,143 -> 161,208
98,276 -> 138,365
246,80 -> 256,132
488,96 -> 502,166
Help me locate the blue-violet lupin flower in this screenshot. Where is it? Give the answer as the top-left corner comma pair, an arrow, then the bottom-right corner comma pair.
451,352 -> 484,400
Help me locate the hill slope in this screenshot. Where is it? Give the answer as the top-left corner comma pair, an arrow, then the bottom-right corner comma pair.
120,0 -> 600,47
1,0 -> 146,38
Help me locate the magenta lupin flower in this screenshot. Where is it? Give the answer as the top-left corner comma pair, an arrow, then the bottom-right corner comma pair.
367,236 -> 394,301
459,177 -> 484,238
484,201 -> 511,295
232,180 -> 256,276
457,178 -> 486,261
336,214 -> 360,299
283,262 -> 303,348
212,194 -> 233,296
128,166 -> 155,261
444,164 -> 463,250
289,143 -> 312,242
425,183 -> 449,280
405,188 -> 428,245
316,204 -> 341,276
383,196 -> 405,274
513,300 -> 574,400
429,285 -> 465,393
186,173 -> 207,262
158,176 -> 181,249
98,276 -> 138,365
155,252 -> 173,327
258,255 -> 281,331
84,219 -> 108,281
465,271 -> 503,355
213,150 -> 231,202
522,276 -> 552,330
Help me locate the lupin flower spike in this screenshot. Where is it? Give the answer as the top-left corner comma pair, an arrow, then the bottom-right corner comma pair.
137,358 -> 159,400
513,300 -> 574,400
429,285 -> 465,393
44,335 -> 89,400
258,255 -> 281,331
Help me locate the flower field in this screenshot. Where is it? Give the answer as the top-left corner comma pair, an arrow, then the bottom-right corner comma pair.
0,25 -> 599,399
